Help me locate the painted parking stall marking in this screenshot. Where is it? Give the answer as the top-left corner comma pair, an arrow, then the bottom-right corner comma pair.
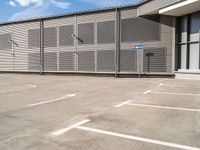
51,119 -> 90,136
141,89 -> 200,96
27,93 -> 77,107
151,91 -> 200,96
51,119 -> 200,150
76,126 -> 200,150
158,83 -> 164,87
115,100 -> 200,112
127,103 -> 200,112
143,90 -> 151,95
114,100 -> 131,108
0,84 -> 37,93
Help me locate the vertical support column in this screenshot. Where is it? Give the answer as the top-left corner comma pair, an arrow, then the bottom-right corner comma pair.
186,15 -> 190,69
172,17 -> 176,73
12,23 -> 14,71
115,8 -> 120,78
199,29 -> 200,70
137,49 -> 143,78
175,17 -> 181,71
40,19 -> 44,75
94,22 -> 97,72
74,14 -> 78,72
198,28 -> 200,70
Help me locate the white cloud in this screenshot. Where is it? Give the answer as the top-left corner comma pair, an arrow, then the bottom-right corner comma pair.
8,1 -> 17,7
9,4 -> 48,21
51,0 -> 70,9
9,0 -> 70,21
13,0 -> 43,7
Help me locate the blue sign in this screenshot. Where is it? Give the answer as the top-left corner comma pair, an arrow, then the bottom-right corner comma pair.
134,45 -> 144,49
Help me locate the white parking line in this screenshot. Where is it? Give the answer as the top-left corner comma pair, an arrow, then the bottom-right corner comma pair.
114,100 -> 131,108
0,84 -> 37,93
51,119 -> 90,136
158,83 -> 164,87
151,91 -> 200,96
76,126 -> 200,150
127,103 -> 200,112
143,90 -> 151,95
27,93 -> 77,107
157,84 -> 200,88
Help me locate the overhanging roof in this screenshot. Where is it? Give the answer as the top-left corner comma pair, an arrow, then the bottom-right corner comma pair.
159,0 -> 200,16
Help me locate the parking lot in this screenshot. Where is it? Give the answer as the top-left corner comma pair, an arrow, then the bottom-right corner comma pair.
0,73 -> 200,150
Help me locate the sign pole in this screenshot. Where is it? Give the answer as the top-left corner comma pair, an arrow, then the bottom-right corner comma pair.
138,49 -> 141,78
134,45 -> 144,79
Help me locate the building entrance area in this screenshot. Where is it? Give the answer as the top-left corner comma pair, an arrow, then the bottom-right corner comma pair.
178,11 -> 200,73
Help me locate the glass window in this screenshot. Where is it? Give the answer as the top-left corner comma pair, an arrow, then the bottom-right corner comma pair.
180,16 -> 187,43
180,45 -> 187,70
178,12 -> 200,71
189,43 -> 199,70
190,12 -> 200,42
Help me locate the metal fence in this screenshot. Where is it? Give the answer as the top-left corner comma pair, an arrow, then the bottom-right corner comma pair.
0,9 -> 173,76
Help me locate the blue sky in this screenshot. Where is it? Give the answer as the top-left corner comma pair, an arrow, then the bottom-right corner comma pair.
0,0 -> 140,23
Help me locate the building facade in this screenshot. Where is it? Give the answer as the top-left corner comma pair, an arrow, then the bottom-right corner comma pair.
0,0 -> 199,78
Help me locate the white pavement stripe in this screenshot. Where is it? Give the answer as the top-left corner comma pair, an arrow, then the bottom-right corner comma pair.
51,119 -> 90,136
158,83 -> 164,87
127,103 -> 200,112
167,85 -> 200,88
114,100 -> 132,108
0,84 -> 37,93
27,93 -> 77,107
152,91 -> 200,96
143,90 -> 151,95
76,126 -> 200,150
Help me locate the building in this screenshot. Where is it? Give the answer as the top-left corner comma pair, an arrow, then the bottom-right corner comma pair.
0,0 -> 200,78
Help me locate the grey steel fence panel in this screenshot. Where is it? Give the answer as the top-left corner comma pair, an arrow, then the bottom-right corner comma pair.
78,51 -> 95,71
59,25 -> 74,46
78,23 -> 94,45
97,21 -> 115,44
14,22 -> 40,71
28,29 -> 40,49
44,27 -> 57,48
143,48 -> 167,73
44,52 -> 57,71
120,49 -> 137,72
28,53 -> 40,71
0,25 -> 13,71
59,51 -> 75,71
0,33 -> 12,49
43,17 -> 76,73
121,15 -> 160,42
97,50 -> 115,72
